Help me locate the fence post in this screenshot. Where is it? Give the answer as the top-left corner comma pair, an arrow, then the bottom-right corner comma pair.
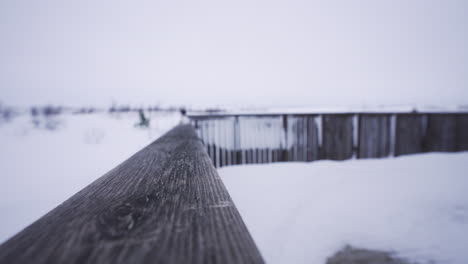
322,114 -> 354,160
395,114 -> 428,156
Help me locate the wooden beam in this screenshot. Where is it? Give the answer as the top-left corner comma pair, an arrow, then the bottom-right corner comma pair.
0,125 -> 264,264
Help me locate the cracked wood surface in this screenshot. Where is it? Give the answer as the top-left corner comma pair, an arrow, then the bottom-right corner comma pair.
0,124 -> 264,264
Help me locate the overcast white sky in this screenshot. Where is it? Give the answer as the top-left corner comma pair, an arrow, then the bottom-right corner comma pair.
1,0 -> 467,108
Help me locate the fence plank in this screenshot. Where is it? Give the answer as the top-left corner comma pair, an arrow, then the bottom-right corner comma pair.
395,114 -> 428,156
296,117 -> 306,161
0,125 -> 264,264
425,114 -> 457,152
358,114 -> 391,158
306,115 -> 319,161
456,114 -> 468,151
322,114 -> 354,160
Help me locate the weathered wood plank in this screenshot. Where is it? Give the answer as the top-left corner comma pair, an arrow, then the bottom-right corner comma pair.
306,115 -> 319,161
296,116 -> 306,161
425,114 -> 458,152
322,114 -> 354,160
395,114 -> 427,156
0,125 -> 264,264
456,114 -> 468,151
358,114 -> 391,158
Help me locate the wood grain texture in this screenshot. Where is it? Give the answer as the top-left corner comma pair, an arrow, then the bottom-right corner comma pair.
358,114 -> 391,159
0,125 -> 264,264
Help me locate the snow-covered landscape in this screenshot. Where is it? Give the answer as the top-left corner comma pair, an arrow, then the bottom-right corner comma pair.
1,0 -> 468,262
1,113 -> 467,263
221,153 -> 468,264
0,112 -> 180,242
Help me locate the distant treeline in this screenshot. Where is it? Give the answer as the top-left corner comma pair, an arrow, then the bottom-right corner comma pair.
0,102 -> 226,120
108,104 -> 179,113
0,103 -> 16,122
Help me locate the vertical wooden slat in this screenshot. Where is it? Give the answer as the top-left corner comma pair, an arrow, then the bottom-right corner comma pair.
282,115 -> 288,161
290,116 -> 297,161
302,117 -> 308,160
256,120 -> 263,164
222,119 -> 227,167
239,117 -> 245,165
224,119 -> 230,167
358,114 -> 391,158
223,119 -> 228,167
456,114 -> 468,151
298,116 -> 307,161
215,119 -> 220,168
316,115 -> 323,159
211,119 -> 218,168
395,114 -> 428,156
322,114 -> 354,160
425,114 -> 457,152
295,116 -> 303,161
306,115 -> 319,161
233,116 -> 240,164
290,116 -> 296,161
205,121 -> 213,164
389,114 -> 397,156
217,119 -> 222,168
352,114 -> 359,157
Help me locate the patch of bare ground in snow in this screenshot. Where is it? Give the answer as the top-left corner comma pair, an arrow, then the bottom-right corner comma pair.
327,245 -> 420,264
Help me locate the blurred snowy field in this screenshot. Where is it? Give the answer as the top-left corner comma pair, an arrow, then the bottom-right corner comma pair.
220,153 -> 468,264
0,112 -> 180,242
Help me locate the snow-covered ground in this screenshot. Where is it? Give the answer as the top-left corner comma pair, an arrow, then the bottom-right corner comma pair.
220,153 -> 468,264
0,112 -> 180,242
1,113 -> 467,264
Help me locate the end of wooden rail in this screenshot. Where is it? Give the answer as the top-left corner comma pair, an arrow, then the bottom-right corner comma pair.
0,124 -> 264,264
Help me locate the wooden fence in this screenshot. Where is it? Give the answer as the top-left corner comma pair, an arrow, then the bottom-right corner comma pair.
189,112 -> 468,167
0,125 -> 264,264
